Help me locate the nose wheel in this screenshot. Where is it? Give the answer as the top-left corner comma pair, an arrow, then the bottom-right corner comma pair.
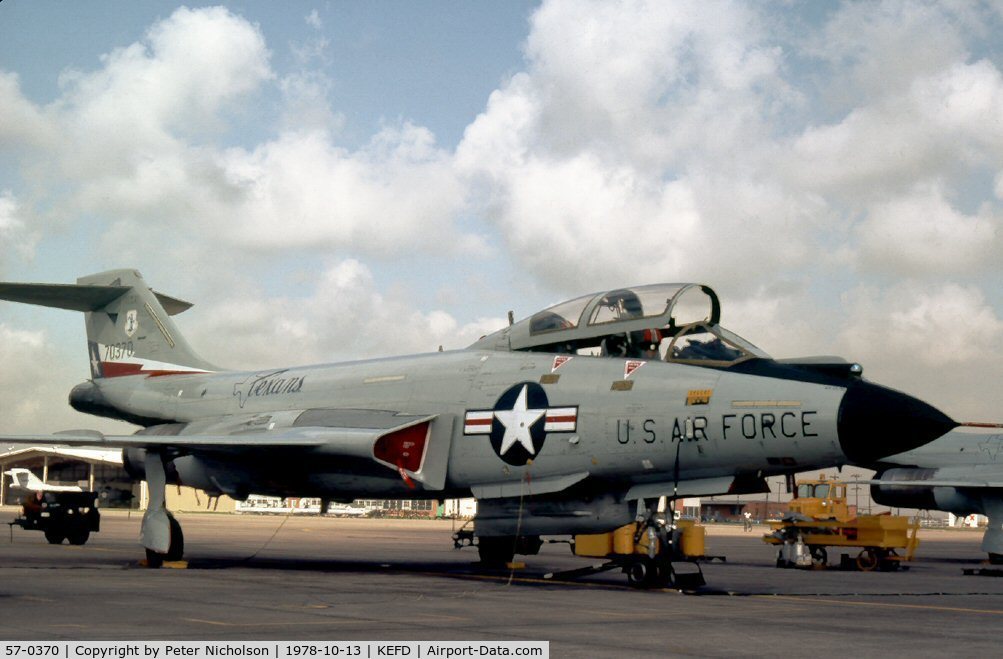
625,555 -> 678,588
621,503 -> 706,590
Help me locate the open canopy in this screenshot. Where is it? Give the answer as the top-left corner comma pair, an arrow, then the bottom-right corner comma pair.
470,283 -> 768,367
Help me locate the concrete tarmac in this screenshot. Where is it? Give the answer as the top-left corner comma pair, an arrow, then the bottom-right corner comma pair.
0,511 -> 1001,657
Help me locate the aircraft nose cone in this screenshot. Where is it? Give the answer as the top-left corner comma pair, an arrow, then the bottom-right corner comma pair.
837,381 -> 957,464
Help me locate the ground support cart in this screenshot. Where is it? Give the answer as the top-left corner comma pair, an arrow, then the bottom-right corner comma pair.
564,520 -> 710,589
764,514 -> 919,571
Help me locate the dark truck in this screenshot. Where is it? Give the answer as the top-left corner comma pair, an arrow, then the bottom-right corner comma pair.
12,490 -> 100,545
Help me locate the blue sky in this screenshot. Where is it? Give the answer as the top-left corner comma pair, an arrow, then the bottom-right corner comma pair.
1,2 -> 536,149
2,1 -> 1003,434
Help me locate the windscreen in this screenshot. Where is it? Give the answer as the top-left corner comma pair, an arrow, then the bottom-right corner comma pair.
529,293 -> 594,334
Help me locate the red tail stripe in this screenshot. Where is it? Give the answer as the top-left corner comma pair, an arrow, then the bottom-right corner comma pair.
100,362 -> 208,378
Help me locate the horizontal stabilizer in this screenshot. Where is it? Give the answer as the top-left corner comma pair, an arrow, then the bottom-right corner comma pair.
0,282 -> 128,312
0,282 -> 194,316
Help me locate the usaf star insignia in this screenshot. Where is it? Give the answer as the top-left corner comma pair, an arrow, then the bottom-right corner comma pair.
463,381 -> 578,466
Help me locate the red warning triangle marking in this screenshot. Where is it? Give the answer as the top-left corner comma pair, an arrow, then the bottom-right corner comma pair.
624,360 -> 645,379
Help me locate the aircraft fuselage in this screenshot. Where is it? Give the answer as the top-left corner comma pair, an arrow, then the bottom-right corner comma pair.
71,348 -> 926,505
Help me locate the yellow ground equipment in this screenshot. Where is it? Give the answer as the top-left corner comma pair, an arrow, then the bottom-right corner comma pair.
453,517 -> 715,589
764,475 -> 919,571
569,519 -> 710,588
787,476 -> 852,522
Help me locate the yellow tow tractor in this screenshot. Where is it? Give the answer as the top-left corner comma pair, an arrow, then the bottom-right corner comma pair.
764,475 -> 920,571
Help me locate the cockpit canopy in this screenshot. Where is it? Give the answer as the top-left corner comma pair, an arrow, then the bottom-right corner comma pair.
469,283 -> 769,367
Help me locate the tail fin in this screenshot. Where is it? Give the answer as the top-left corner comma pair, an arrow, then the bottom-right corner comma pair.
5,468 -> 83,492
5,468 -> 35,490
0,269 -> 217,378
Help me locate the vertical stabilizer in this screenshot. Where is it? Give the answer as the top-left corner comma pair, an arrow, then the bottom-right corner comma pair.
0,269 -> 217,378
77,269 -> 216,378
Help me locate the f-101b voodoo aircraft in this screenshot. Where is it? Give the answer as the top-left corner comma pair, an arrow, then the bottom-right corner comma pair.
0,269 -> 958,573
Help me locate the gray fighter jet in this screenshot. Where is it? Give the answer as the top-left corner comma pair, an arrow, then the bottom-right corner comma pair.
868,424 -> 1003,563
0,269 -> 957,578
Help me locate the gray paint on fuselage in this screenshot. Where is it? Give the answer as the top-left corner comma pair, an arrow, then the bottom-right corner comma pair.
94,349 -> 849,498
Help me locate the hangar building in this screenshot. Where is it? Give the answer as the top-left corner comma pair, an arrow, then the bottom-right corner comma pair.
0,446 -> 235,512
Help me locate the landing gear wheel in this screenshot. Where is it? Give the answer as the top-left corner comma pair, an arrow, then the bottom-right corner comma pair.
515,535 -> 543,556
67,529 -> 90,545
856,548 -> 879,572
165,513 -> 184,562
654,560 -> 675,588
810,546 -> 828,567
477,536 -> 515,566
145,549 -> 165,569
44,529 -> 65,545
626,556 -> 659,589
878,549 -> 898,572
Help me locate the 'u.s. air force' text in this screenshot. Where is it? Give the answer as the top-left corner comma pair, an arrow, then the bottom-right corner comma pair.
615,411 -> 818,443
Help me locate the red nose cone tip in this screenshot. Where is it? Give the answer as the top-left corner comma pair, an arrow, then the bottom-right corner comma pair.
837,381 -> 957,465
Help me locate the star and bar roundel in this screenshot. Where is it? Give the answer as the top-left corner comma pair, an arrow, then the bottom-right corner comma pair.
463,381 -> 578,466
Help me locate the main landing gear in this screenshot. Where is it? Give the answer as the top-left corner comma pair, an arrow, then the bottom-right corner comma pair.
141,450 -> 185,568
144,512 -> 184,568
452,522 -> 544,567
475,535 -> 544,566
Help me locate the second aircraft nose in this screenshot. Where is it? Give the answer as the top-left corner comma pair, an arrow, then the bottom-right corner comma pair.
837,380 -> 957,464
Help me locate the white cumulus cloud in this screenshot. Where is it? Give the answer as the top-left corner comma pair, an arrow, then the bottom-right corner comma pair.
875,284 -> 1002,365
1,6 -> 477,264
836,283 -> 1003,419
188,259 -> 506,369
219,125 -> 469,255
0,191 -> 37,273
855,183 -> 998,275
0,325 -> 133,434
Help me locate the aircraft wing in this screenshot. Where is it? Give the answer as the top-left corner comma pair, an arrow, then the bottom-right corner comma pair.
2,409 -> 453,490
864,477 -> 1003,488
2,427 -> 377,448
2,427 -> 361,447
862,463 -> 1003,490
